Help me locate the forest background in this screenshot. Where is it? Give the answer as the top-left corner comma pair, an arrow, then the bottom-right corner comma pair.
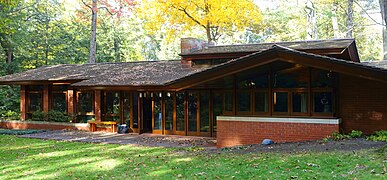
0,0 -> 385,119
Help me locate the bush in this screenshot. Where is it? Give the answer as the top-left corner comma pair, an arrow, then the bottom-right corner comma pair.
1,110 -> 20,120
30,110 -> 46,121
330,132 -> 350,141
47,110 -> 69,122
349,130 -> 363,138
367,130 -> 387,142
30,110 -> 69,122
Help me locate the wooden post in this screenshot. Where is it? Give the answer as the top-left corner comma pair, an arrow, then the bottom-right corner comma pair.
94,90 -> 101,122
67,89 -> 74,118
20,85 -> 26,120
43,84 -> 49,113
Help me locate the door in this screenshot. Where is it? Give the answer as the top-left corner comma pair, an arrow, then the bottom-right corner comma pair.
141,97 -> 152,133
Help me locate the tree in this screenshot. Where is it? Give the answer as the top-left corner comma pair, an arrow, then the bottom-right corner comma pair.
380,0 -> 387,59
139,0 -> 262,43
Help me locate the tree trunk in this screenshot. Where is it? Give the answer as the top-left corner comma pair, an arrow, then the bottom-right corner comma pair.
347,0 -> 354,38
114,37 -> 120,62
6,49 -> 13,64
206,24 -> 212,44
380,0 -> 387,59
306,0 -> 318,40
89,0 -> 97,63
332,2 -> 340,38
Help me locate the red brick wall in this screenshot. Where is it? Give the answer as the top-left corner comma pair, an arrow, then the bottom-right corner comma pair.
217,120 -> 338,148
0,121 -> 89,131
339,75 -> 387,134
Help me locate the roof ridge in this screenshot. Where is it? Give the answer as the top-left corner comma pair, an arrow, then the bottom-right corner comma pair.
204,38 -> 355,49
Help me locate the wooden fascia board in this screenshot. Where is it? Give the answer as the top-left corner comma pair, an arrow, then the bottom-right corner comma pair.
172,49 -> 387,91
277,52 -> 387,83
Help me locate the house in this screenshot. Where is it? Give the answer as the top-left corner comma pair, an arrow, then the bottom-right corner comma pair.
0,38 -> 386,147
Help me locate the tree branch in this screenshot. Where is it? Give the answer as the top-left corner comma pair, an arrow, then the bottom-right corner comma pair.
81,0 -> 92,10
354,0 -> 384,26
173,5 -> 207,29
98,6 -> 115,15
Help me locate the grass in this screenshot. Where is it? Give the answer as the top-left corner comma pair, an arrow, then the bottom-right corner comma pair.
0,135 -> 387,179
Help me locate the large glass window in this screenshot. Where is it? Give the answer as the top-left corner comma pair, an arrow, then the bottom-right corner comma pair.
165,92 -> 174,131
153,92 -> 162,130
52,93 -> 67,112
273,66 -> 308,88
237,91 -> 251,112
313,92 -> 333,113
273,92 -> 288,113
132,93 -> 138,128
29,93 -> 42,112
176,92 -> 185,131
105,91 -> 120,122
123,92 -> 131,125
77,92 -> 93,114
292,92 -> 308,113
254,92 -> 268,113
224,92 -> 233,112
200,93 -> 210,132
212,92 -> 223,133
188,93 -> 198,132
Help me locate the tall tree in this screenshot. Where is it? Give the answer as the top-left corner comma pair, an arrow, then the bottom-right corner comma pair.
380,0 -> 387,59
82,0 -> 98,63
347,0 -> 354,38
139,0 -> 262,43
305,0 -> 318,39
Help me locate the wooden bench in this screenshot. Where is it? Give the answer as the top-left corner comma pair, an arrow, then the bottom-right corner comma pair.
88,121 -> 117,132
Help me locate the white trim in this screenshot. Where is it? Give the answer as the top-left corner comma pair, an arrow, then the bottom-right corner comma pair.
216,116 -> 341,124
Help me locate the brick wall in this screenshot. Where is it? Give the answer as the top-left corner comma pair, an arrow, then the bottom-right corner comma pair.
0,121 -> 89,131
217,120 -> 338,148
339,75 -> 387,134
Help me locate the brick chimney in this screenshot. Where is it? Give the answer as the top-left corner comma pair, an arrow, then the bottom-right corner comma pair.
180,38 -> 207,67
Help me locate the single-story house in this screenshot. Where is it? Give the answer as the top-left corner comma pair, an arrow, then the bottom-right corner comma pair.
0,38 -> 386,147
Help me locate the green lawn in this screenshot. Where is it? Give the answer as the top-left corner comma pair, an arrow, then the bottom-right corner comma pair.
0,135 -> 386,179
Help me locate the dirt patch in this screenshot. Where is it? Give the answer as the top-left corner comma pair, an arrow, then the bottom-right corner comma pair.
18,130 -> 387,153
18,130 -> 216,148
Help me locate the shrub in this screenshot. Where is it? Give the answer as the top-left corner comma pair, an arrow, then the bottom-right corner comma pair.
367,130 -> 387,142
47,110 -> 69,122
331,132 -> 350,141
1,110 -> 20,120
30,110 -> 47,121
30,110 -> 69,122
349,130 -> 363,138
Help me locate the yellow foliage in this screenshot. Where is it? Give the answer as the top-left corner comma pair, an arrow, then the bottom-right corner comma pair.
137,0 -> 262,42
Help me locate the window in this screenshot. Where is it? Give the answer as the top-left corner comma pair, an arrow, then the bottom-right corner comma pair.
132,93 -> 139,128
176,92 -> 185,131
28,85 -> 43,113
29,93 -> 42,112
52,93 -> 67,112
236,67 -> 269,115
311,69 -> 334,115
123,92 -> 131,125
254,92 -> 268,113
77,92 -> 93,114
200,92 -> 210,132
224,91 -> 234,113
153,92 -> 162,130
164,92 -> 174,131
188,93 -> 198,132
104,91 -> 120,122
212,92 -> 223,133
237,91 -> 251,112
292,92 -> 308,113
313,92 -> 332,113
273,92 -> 288,113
